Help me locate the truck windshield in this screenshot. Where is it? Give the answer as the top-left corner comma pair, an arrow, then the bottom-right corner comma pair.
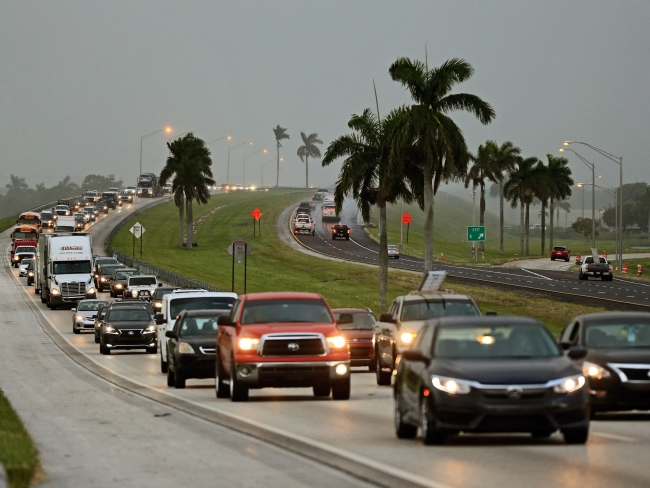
18,217 -> 40,225
13,232 -> 37,239
170,296 -> 235,317
240,298 -> 333,325
15,247 -> 36,254
53,261 -> 91,274
401,299 -> 480,321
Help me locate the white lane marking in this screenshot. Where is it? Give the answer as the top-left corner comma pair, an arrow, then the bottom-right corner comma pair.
593,432 -> 637,443
521,268 -> 553,281
17,266 -> 454,488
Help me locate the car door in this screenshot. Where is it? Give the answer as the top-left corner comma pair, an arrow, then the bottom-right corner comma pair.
217,299 -> 241,374
402,325 -> 434,421
376,299 -> 399,367
168,313 -> 183,371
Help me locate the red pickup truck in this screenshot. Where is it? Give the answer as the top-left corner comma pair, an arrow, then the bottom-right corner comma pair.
215,292 -> 351,402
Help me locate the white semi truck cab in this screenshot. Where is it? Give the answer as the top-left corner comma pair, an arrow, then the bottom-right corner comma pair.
36,233 -> 96,309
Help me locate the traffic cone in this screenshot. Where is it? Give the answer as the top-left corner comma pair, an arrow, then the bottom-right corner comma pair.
623,263 -> 628,274
615,266 -> 618,273
603,250 -> 608,259
638,264 -> 643,277
440,252 -> 445,261
575,254 -> 581,264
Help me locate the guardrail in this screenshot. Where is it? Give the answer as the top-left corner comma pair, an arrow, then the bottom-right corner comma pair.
105,198 -> 224,292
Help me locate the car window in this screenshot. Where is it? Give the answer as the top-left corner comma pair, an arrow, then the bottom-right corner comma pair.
179,317 -> 218,336
240,299 -> 333,325
584,320 -> 650,348
333,312 -> 375,330
401,299 -> 480,321
418,325 -> 434,354
129,277 -> 157,286
560,322 -> 576,343
170,296 -> 236,317
115,270 -> 140,280
78,301 -> 109,311
108,309 -> 150,321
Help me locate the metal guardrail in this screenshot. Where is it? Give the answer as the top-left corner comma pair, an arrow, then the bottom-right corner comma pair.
105,198 -> 224,292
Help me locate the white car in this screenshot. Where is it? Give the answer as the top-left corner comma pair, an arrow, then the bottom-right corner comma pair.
76,211 -> 89,223
124,275 -> 160,300
387,245 -> 400,259
83,207 -> 97,221
54,204 -> 71,216
19,258 -> 34,276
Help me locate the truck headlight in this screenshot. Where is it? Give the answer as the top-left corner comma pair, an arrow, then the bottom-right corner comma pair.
553,375 -> 586,394
400,332 -> 417,345
132,290 -> 138,298
178,342 -> 195,354
115,284 -> 123,289
326,336 -> 346,349
101,277 -> 107,282
87,287 -> 96,295
238,338 -> 260,351
51,288 -> 60,295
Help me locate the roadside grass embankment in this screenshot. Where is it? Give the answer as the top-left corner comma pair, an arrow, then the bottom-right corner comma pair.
111,190 -> 606,334
0,215 -> 18,234
0,389 -> 40,488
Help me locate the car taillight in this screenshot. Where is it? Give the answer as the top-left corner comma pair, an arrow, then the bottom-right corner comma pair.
586,265 -> 590,270
347,230 -> 350,233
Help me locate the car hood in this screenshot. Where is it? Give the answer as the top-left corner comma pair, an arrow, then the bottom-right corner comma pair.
430,357 -> 579,384
340,329 -> 375,340
178,336 -> 216,348
108,321 -> 152,329
238,323 -> 338,337
398,320 -> 428,333
587,348 -> 650,365
78,311 -> 98,319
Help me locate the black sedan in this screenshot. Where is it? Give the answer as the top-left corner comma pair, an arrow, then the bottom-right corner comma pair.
99,306 -> 157,355
560,312 -> 650,414
165,310 -> 227,389
394,316 -> 589,445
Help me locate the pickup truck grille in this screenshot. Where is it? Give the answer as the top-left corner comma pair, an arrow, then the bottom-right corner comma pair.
61,282 -> 86,297
261,335 -> 325,357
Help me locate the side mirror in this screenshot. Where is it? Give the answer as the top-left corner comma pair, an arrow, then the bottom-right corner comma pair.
158,283 -> 163,287
337,313 -> 354,325
165,330 -> 177,339
402,349 -> 430,365
485,311 -> 498,316
155,313 -> 165,325
217,315 -> 234,326
568,346 -> 588,360
379,313 -> 396,324
71,308 -> 76,312
560,341 -> 573,351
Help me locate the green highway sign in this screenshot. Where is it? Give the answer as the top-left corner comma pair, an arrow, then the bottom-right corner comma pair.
467,226 -> 486,242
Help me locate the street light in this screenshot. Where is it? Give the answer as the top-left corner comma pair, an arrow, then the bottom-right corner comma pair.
563,141 -> 623,271
243,149 -> 267,187
584,183 -> 618,257
207,135 -> 231,145
227,141 -> 252,185
560,148 -> 597,248
261,158 -> 280,187
140,126 -> 172,179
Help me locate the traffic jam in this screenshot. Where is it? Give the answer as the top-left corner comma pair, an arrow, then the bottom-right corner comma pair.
7,186 -> 650,447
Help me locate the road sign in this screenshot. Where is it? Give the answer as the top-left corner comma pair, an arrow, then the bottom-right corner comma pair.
401,212 -> 412,225
418,271 -> 447,292
227,238 -> 252,263
130,222 -> 145,238
251,207 -> 262,221
467,226 -> 486,242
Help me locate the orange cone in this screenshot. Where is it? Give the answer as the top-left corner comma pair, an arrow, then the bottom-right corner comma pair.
603,250 -> 608,259
623,263 -> 628,274
638,264 -> 643,277
440,252 -> 445,261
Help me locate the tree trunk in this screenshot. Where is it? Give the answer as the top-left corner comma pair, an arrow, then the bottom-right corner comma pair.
519,198 -> 524,255
479,184 -> 485,252
276,142 -> 280,188
178,200 -> 184,248
525,202 -> 530,256
541,201 -> 546,256
549,197 -> 555,250
305,155 -> 309,188
378,194 -> 388,310
186,197 -> 194,249
499,174 -> 504,254
423,165 -> 434,271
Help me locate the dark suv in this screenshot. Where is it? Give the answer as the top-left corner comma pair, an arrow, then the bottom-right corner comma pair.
109,268 -> 140,297
551,246 -> 571,262
99,306 -> 157,355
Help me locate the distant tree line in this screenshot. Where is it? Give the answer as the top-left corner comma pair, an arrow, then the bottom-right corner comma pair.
0,174 -> 123,218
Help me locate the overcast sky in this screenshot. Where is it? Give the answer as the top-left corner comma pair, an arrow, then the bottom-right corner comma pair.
1,1 -> 648,192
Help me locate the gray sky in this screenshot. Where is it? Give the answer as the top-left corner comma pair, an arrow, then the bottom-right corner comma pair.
1,1 -> 648,192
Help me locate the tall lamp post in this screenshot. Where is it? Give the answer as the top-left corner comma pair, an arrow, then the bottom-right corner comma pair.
560,148 -> 597,249
140,126 -> 172,179
564,141 -> 623,271
243,149 -> 267,187
261,158 -> 279,187
227,142 -> 252,185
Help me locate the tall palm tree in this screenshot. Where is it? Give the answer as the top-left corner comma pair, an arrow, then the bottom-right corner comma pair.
465,143 -> 495,251
297,132 -> 323,188
557,199 -> 571,227
532,161 -> 552,256
389,57 -> 495,271
545,154 -> 573,250
504,157 -> 540,256
272,125 -> 290,188
160,134 -> 214,248
323,107 -> 422,308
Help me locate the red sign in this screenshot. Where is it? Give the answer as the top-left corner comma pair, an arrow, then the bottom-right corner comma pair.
251,207 -> 262,221
401,212 -> 412,225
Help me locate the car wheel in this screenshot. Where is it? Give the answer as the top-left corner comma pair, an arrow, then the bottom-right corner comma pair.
146,345 -> 157,354
551,257 -> 555,261
94,332 -> 99,344
531,430 -> 554,438
101,343 -> 110,355
331,377 -> 350,400
563,427 -> 589,444
174,371 -> 186,389
215,352 -> 230,398
566,258 -> 570,262
368,357 -> 377,371
420,396 -> 446,445
394,398 -> 417,439
313,383 -> 331,397
601,276 -> 607,281
167,368 -> 174,387
73,325 -> 79,334
230,359 -> 249,402
376,354 -> 392,386
160,348 -> 168,373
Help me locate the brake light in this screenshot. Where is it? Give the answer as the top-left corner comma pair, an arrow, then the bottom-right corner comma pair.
347,230 -> 350,233
586,265 -> 590,270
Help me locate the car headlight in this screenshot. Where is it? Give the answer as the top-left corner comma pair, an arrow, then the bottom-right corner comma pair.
400,332 -> 417,345
87,287 -> 96,294
101,277 -> 107,282
154,302 -> 162,309
13,255 -> 19,261
553,375 -> 586,394
104,325 -> 118,334
582,362 -> 611,380
51,288 -> 60,295
178,342 -> 195,354
132,290 -> 138,298
238,338 -> 260,351
75,315 -> 85,321
431,376 -> 471,395
326,336 -> 347,349
115,284 -> 123,289
144,324 -> 156,333
28,271 -> 34,277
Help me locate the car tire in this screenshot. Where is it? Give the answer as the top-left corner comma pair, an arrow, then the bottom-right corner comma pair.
331,377 -> 350,400
563,427 -> 589,444
174,371 -> 186,389
167,368 -> 174,387
230,359 -> 249,402
313,383 -> 331,397
396,256 -> 399,259
421,397 -> 446,445
566,258 -> 570,262
146,345 -> 157,354
215,353 -> 231,398
160,349 -> 168,373
376,354 -> 392,386
551,257 -> 555,261
73,325 -> 79,334
394,399 -> 417,439
531,430 -> 554,438
94,333 -> 99,344
101,343 -> 110,355
368,358 -> 377,371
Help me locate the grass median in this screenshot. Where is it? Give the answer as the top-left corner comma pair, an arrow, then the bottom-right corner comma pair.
110,190 -> 605,335
0,215 -> 18,234
0,390 -> 40,488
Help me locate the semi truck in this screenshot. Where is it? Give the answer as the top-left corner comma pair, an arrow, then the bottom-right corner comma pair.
137,173 -> 159,197
36,233 -> 96,309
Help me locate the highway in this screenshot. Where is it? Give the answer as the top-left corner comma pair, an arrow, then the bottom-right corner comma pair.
2,197 -> 650,487
291,198 -> 650,311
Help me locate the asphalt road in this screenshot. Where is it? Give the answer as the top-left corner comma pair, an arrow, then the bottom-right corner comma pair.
291,198 -> 650,311
508,254 -> 650,272
2,196 -> 650,487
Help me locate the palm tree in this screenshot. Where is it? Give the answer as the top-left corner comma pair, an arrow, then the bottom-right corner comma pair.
160,134 -> 214,248
273,125 -> 290,187
297,132 -> 323,188
465,143 -> 495,251
532,161 -> 552,256
389,57 -> 495,271
504,157 -> 540,256
546,154 -> 573,250
323,107 -> 422,309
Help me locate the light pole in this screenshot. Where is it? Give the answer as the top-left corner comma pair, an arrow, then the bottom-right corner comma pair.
261,158 -> 279,187
227,141 -> 252,185
243,149 -> 267,187
560,148 -> 597,249
140,126 -> 171,180
564,141 -> 623,271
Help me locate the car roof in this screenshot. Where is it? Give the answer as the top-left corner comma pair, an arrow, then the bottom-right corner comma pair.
181,309 -> 231,317
244,291 -> 324,301
79,299 -> 109,303
578,312 -> 650,323
431,316 -> 543,328
401,292 -> 474,301
165,291 -> 237,300
109,302 -> 149,309
332,308 -> 374,315
128,275 -> 156,279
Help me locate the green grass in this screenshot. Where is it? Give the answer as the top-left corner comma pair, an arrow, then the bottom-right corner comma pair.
0,215 -> 18,233
365,194 -> 647,266
110,190 -> 606,334
0,390 -> 40,488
